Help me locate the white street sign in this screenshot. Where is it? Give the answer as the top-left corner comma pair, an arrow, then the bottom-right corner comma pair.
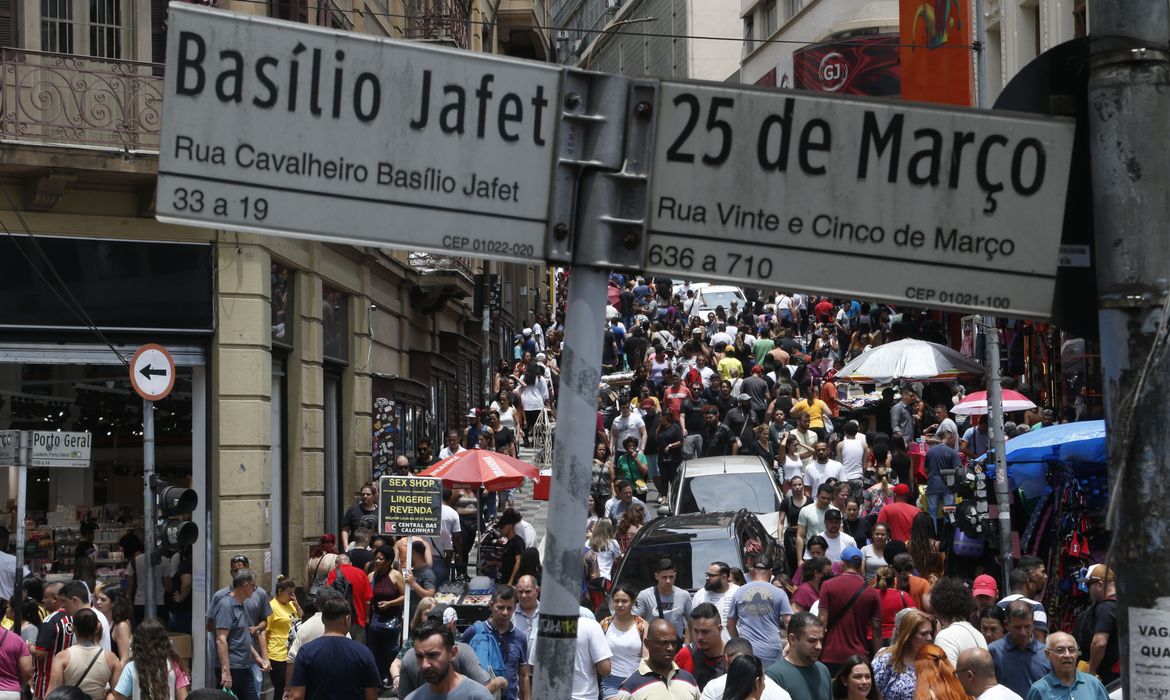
645,81 -> 1076,320
130,344 -> 176,401
0,431 -> 16,466
30,431 -> 91,469
157,5 -> 560,263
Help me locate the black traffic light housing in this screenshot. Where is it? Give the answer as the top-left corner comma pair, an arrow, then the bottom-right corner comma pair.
153,477 -> 199,556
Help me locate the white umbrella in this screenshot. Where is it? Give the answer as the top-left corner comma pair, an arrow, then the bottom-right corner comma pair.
836,338 -> 985,384
951,389 -> 1037,415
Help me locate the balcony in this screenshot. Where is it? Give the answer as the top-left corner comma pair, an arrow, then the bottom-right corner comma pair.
407,252 -> 476,312
497,0 -> 551,60
405,0 -> 470,50
1,48 -> 163,154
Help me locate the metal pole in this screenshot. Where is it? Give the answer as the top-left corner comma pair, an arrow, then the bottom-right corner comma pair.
1087,2 -> 1170,696
402,535 -> 411,649
974,0 -> 988,108
483,308 -> 492,408
983,317 -> 1012,594
531,266 -> 605,698
143,398 -> 157,619
14,431 -> 29,630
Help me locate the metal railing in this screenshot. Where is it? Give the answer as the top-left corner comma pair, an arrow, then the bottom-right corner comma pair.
407,252 -> 477,278
0,48 -> 164,152
404,0 -> 470,49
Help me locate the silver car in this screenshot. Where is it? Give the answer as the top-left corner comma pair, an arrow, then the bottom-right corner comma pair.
664,455 -> 784,517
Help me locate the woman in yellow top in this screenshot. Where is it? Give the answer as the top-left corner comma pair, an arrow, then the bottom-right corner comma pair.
266,577 -> 302,700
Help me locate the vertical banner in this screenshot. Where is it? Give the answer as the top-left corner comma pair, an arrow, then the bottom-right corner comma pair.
899,0 -> 973,105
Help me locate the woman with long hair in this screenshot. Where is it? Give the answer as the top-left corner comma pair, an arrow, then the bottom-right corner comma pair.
889,434 -> 912,486
908,512 -> 944,581
864,464 -> 897,518
94,586 -> 133,664
599,582 -> 646,700
779,434 -> 805,489
0,596 -> 32,699
584,520 -> 622,610
874,565 -> 914,646
913,644 -> 971,700
112,617 -> 190,700
832,655 -> 879,700
367,544 -> 405,688
780,474 -> 809,576
792,536 -> 829,586
872,608 -> 935,700
303,534 -> 339,614
266,577 -> 301,700
615,503 -> 645,554
721,654 -> 765,700
744,423 -> 776,466
591,442 -> 615,515
862,523 -> 891,583
978,605 -> 1007,646
489,388 -> 523,446
654,408 -> 685,491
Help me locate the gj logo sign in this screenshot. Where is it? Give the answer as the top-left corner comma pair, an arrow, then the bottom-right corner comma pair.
819,53 -> 849,91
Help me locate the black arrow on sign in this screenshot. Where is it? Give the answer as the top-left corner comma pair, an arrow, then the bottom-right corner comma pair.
139,364 -> 168,380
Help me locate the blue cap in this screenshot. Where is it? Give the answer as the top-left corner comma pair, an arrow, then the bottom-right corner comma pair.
840,546 -> 864,564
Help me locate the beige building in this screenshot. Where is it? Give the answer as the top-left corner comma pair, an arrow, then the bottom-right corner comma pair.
0,0 -> 549,682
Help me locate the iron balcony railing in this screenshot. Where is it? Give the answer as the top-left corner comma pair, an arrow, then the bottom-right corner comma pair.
405,0 -> 470,49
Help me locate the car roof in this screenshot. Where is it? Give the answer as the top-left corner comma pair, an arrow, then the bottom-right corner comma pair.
634,511 -> 747,544
680,455 -> 771,476
700,285 -> 745,295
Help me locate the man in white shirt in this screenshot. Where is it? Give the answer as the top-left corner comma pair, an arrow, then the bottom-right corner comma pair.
835,421 -> 869,497
819,510 -> 858,563
570,608 -> 612,700
805,442 -> 844,496
956,648 -> 1023,700
700,638 -> 792,700
610,402 -> 647,455
691,562 -> 740,642
426,488 -> 463,585
437,429 -> 467,460
0,526 -> 28,600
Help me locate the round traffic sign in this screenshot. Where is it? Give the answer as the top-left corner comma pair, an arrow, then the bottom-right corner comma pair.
129,344 -> 176,401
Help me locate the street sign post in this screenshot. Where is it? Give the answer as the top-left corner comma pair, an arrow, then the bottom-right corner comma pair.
29,431 -> 92,468
130,344 -> 176,402
644,81 -> 1076,319
157,5 -> 561,263
0,431 -> 16,466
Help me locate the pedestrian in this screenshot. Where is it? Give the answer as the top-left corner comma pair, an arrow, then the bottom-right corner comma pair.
614,618 -> 699,700
673,604 -> 725,691
568,607 -> 612,700
995,556 -> 1049,642
831,655 -> 878,700
655,408 -> 685,496
340,485 -> 380,551
458,586 -> 530,700
913,644 -> 970,700
690,562 -> 739,640
633,558 -> 693,642
698,639 -> 789,700
304,535 -> 340,614
600,582 -> 647,700
58,582 -> 111,654
979,606 -> 1008,646
326,554 -> 374,643
33,584 -> 74,700
727,562 -> 792,667
213,569 -> 266,700
988,601 -> 1051,698
616,503 -> 646,554
265,577 -> 301,700
817,547 -> 880,676
111,618 -> 191,700
287,596 -> 382,700
872,608 -> 935,700
0,595 -> 31,698
613,438 -> 650,503
792,556 -> 832,613
796,483 -> 837,562
47,609 -> 119,700
1025,632 -> 1108,700
819,509 -> 857,564
955,647 -> 1023,700
606,481 -> 647,522
932,577 -> 987,666
764,611 -> 831,700
1072,564 -> 1118,684
395,605 -> 502,698
496,510 -> 527,586
873,566 -> 913,646
780,474 -> 809,575
410,622 -> 495,700
860,523 -> 890,583
721,655 -> 765,700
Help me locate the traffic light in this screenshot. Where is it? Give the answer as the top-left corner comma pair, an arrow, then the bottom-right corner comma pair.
154,478 -> 198,557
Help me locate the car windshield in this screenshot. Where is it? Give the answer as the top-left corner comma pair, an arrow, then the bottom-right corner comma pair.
699,291 -> 743,309
680,473 -> 781,514
616,538 -> 739,592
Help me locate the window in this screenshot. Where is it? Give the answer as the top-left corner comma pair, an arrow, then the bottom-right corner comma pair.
40,0 -> 129,58
271,263 -> 294,348
764,0 -> 777,36
272,0 -> 309,22
783,0 -> 801,22
322,285 -> 349,364
743,15 -> 755,54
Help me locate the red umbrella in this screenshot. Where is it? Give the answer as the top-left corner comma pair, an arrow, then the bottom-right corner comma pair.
951,389 -> 1038,415
418,448 -> 538,492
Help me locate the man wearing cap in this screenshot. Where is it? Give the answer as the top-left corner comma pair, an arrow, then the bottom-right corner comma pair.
395,605 -> 500,698
1026,632 -> 1108,700
1073,564 -> 1118,684
727,561 -> 793,666
970,574 -> 1000,627
819,509 -> 857,563
519,328 -> 537,356
877,483 -> 920,542
817,546 -> 880,675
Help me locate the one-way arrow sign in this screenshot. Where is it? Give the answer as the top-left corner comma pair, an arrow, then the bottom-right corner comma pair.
130,345 -> 176,401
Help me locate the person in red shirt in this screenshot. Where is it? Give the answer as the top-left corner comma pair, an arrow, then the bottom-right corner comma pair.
815,298 -> 835,325
662,374 -> 692,423
877,483 -> 920,542
326,554 -> 375,643
674,603 -> 726,691
818,547 -> 881,677
820,367 -> 841,419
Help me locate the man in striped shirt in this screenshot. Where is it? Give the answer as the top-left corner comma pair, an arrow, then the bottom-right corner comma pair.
616,619 -> 699,700
32,584 -> 73,700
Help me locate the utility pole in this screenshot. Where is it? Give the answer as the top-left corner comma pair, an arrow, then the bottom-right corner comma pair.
1087,2 -> 1170,697
982,317 -> 1012,594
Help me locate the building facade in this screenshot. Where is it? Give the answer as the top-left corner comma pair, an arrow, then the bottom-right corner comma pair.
0,0 -> 549,683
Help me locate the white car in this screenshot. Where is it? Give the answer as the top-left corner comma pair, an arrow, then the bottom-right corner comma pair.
689,285 -> 748,319
664,455 -> 783,523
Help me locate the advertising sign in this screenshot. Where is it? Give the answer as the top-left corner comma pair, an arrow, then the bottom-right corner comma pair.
378,475 -> 443,536
793,34 -> 900,96
900,0 -> 974,105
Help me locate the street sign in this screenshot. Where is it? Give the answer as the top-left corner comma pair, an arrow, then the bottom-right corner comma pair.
30,431 -> 91,468
129,344 -> 176,402
157,5 -> 561,264
378,475 -> 443,536
0,431 -> 16,466
644,81 -> 1076,320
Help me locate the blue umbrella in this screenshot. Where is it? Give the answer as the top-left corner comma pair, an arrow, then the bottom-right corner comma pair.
982,420 -> 1107,496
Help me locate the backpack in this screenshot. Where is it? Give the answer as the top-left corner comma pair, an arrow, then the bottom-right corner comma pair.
331,570 -> 356,619
468,621 -> 507,677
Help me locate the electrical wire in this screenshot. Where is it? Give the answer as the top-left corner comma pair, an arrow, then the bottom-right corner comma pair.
0,192 -> 131,365
206,0 -> 977,51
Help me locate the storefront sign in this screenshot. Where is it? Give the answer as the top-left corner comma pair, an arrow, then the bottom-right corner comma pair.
158,4 -> 560,264
378,475 -> 442,536
29,431 -> 92,468
0,431 -> 16,465
644,81 -> 1075,319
